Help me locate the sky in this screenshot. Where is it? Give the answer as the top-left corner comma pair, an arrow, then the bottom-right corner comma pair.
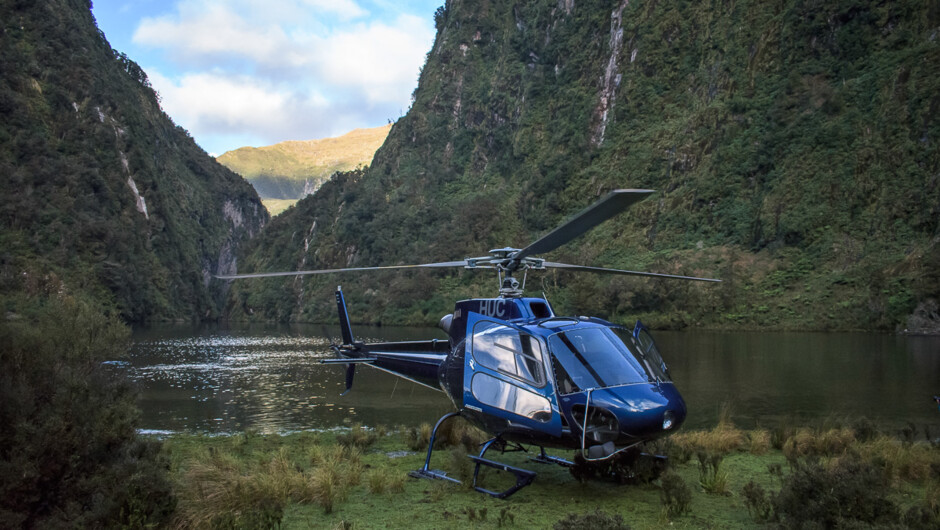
91,0 -> 442,156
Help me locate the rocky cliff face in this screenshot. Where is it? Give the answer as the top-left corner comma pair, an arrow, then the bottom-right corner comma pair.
0,0 -> 268,320
232,0 -> 938,331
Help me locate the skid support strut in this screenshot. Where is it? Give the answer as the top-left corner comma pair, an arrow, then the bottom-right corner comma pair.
408,412 -> 463,483
469,437 -> 536,499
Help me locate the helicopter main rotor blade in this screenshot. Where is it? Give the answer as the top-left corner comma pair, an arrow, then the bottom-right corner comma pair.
543,262 -> 721,282
512,189 -> 654,263
215,261 -> 469,280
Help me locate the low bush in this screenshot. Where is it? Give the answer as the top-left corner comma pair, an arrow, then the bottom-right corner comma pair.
659,471 -> 692,518
553,509 -> 631,529
741,480 -> 773,522
773,455 -> 898,528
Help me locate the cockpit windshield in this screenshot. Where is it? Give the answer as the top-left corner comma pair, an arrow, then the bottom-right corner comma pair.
548,327 -> 670,394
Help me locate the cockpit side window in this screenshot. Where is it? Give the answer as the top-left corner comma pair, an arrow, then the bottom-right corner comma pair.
615,327 -> 669,382
472,321 -> 546,387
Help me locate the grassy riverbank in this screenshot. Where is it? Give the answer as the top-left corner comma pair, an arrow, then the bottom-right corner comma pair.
161,416 -> 940,529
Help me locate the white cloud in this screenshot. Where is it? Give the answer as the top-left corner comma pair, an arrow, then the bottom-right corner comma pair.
149,71 -> 331,139
128,0 -> 437,153
313,15 -> 432,104
302,0 -> 367,20
133,3 -> 304,67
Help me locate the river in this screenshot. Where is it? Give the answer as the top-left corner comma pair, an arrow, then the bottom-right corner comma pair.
122,323 -> 940,436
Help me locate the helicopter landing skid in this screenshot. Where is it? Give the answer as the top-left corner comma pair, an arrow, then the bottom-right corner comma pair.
530,447 -> 574,467
470,437 -> 536,499
408,413 -> 537,499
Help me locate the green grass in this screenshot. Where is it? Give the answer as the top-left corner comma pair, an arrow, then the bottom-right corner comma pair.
160,419 -> 940,529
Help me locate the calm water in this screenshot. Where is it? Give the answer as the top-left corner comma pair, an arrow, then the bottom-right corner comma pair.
120,323 -> 940,435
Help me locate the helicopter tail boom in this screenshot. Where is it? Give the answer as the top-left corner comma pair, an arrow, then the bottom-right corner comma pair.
324,287 -> 449,394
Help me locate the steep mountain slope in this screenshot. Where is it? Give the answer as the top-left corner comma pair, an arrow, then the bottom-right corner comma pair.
217,125 -> 391,213
231,0 -> 938,331
0,0 -> 268,321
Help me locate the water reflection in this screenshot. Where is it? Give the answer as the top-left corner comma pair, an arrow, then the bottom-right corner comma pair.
122,323 -> 940,435
125,323 -> 452,434
659,331 -> 940,431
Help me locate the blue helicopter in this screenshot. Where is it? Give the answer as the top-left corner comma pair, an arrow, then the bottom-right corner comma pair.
220,189 -> 719,497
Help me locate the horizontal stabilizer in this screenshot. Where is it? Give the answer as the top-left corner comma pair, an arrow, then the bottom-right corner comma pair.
319,358 -> 375,364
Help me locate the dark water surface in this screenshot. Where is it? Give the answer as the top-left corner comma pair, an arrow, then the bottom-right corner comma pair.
123,323 -> 940,435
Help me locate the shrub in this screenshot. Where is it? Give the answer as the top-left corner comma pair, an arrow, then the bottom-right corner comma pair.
773,455 -> 898,528
659,471 -> 692,518
741,480 -> 773,522
0,296 -> 174,528
553,509 -> 631,530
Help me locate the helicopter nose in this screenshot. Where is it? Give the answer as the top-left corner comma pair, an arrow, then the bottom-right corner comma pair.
594,383 -> 687,440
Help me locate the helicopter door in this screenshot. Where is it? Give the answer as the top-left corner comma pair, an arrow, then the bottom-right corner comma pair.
463,315 -> 562,435
633,321 -> 671,381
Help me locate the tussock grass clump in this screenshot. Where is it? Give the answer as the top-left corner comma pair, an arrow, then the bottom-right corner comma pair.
310,462 -> 348,514
173,451 -> 296,528
672,423 -> 746,455
448,446 -> 474,484
858,435 -> 940,483
782,427 -> 855,462
173,438 -> 367,525
747,429 -> 771,454
403,422 -> 433,451
337,423 -> 377,449
436,416 -> 488,451
696,452 -> 730,495
366,468 -> 404,495
672,403 -> 747,454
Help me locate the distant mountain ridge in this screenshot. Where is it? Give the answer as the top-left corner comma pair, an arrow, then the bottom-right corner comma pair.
217,125 -> 391,214
0,0 -> 268,321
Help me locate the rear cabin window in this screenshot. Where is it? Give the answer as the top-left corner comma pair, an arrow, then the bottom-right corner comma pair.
470,373 -> 552,422
471,321 -> 545,386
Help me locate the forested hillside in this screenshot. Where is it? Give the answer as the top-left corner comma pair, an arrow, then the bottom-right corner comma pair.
0,0 -> 268,321
217,125 -> 391,215
231,0 -> 938,332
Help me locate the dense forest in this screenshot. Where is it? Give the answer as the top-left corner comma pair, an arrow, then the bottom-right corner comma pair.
230,0 -> 939,332
0,0 -> 267,321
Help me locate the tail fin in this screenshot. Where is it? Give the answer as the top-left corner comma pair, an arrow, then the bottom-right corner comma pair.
335,286 -> 355,345
336,286 -> 356,395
